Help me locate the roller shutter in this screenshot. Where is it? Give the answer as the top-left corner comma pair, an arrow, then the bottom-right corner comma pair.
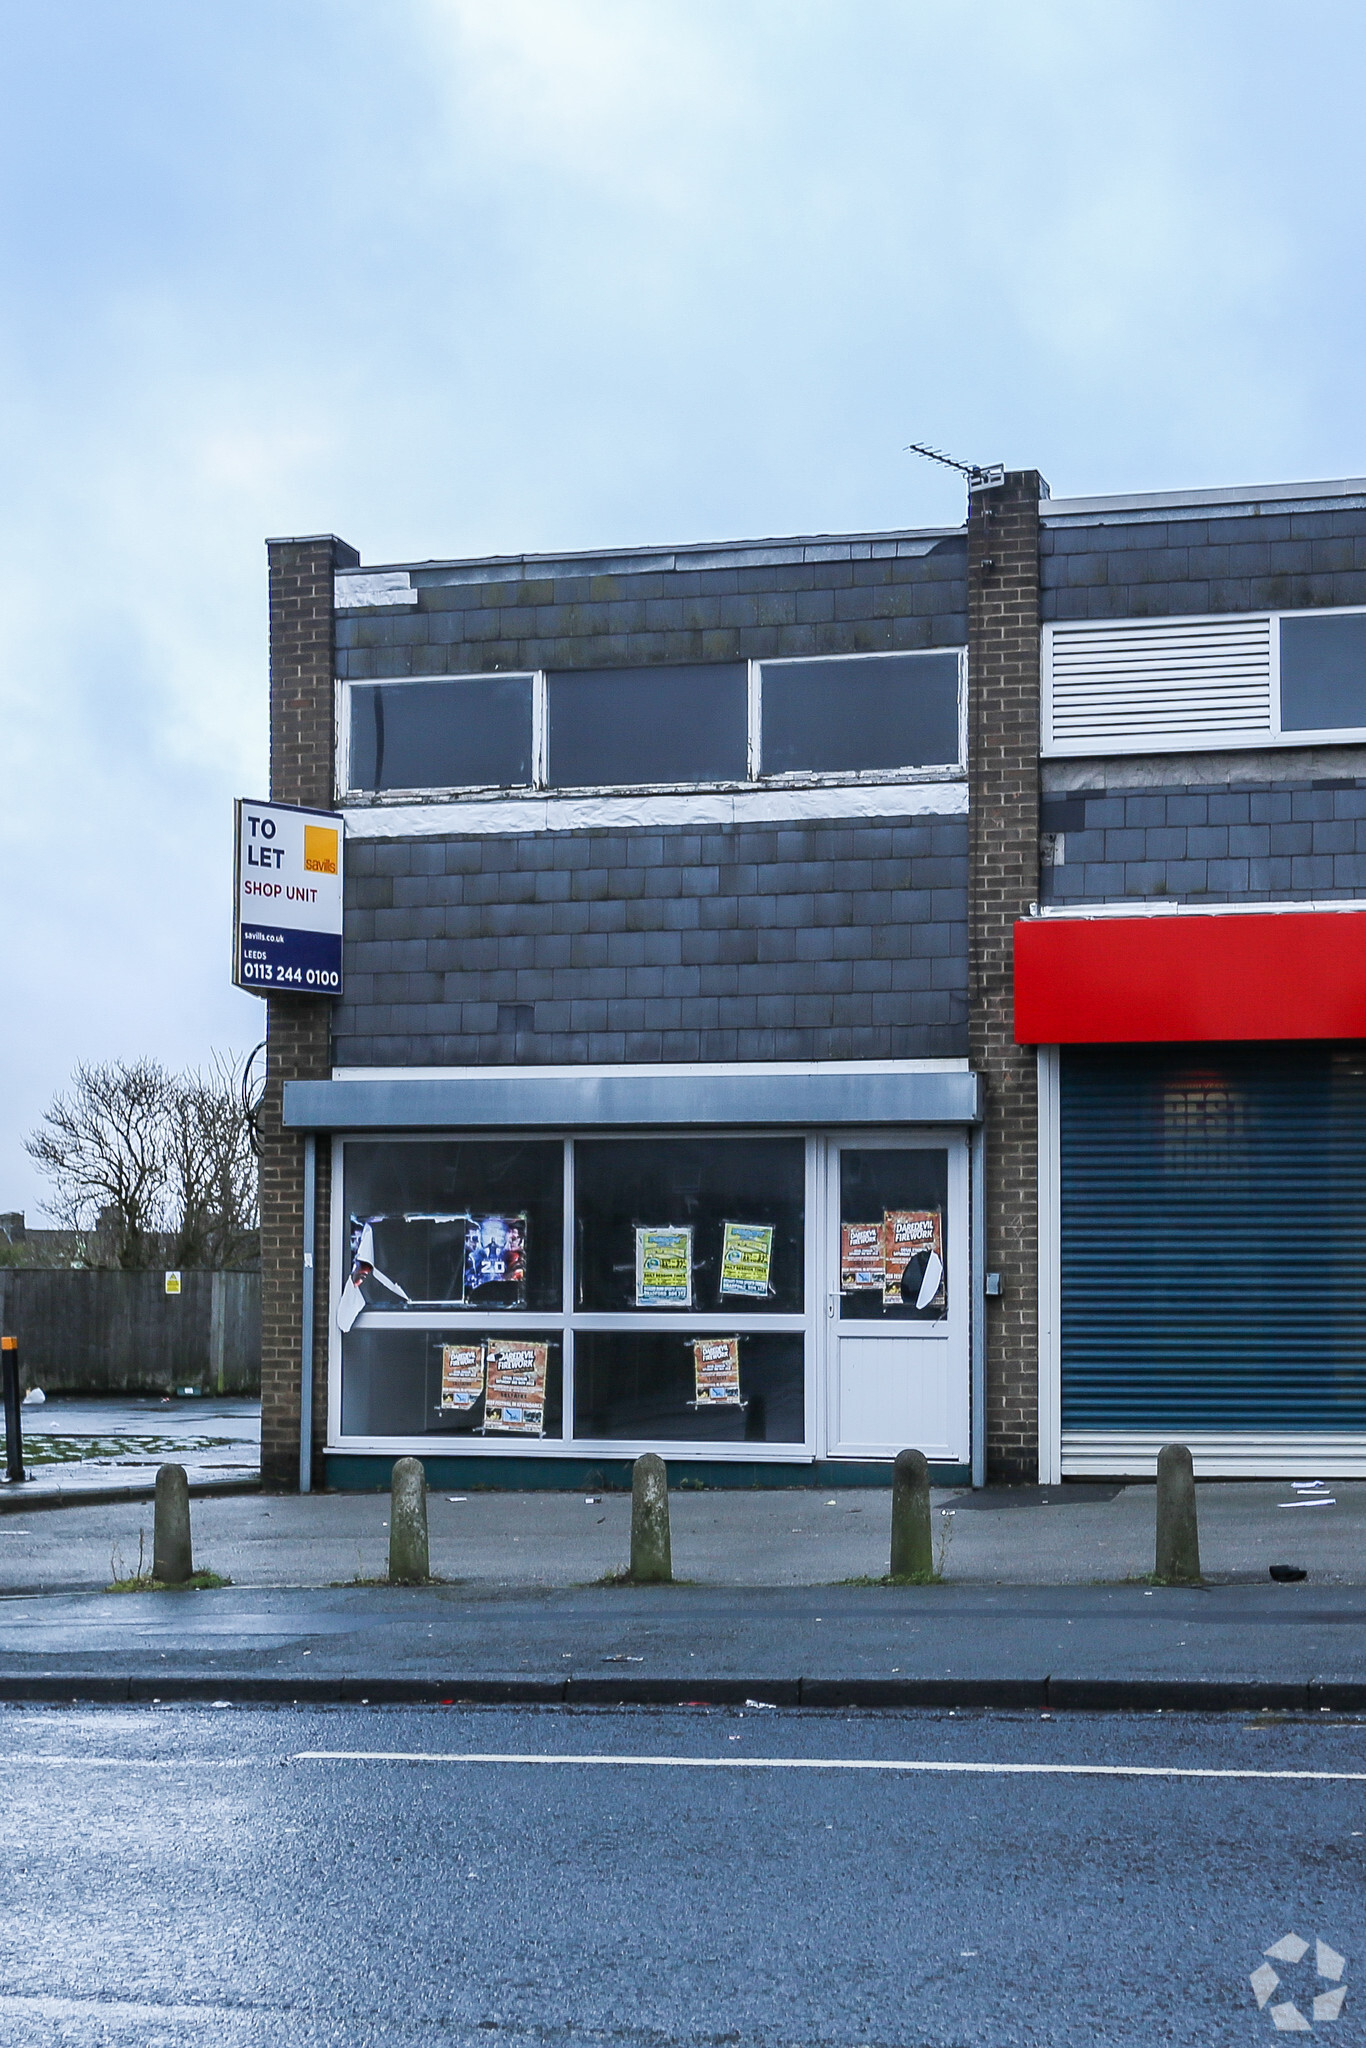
1060,1044 -> 1366,1433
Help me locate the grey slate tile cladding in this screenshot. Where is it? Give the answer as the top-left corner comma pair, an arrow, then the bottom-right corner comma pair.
334,818 -> 969,1066
336,536 -> 967,679
1041,506 -> 1366,623
1041,781 -> 1366,904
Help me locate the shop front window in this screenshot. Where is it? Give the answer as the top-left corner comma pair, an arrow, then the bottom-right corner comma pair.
336,1133 -> 808,1449
342,1140 -> 563,1313
573,1137 -> 805,1313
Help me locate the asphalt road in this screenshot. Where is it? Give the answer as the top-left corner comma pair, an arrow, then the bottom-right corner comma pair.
0,1703 -> 1362,2045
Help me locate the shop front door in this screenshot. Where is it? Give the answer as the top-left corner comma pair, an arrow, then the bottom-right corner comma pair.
826,1138 -> 969,1464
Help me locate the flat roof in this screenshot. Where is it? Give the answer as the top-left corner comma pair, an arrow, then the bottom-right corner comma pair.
335,524 -> 965,586
1042,476 -> 1366,526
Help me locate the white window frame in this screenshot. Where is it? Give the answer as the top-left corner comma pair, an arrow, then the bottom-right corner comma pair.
1042,603 -> 1366,757
337,649 -> 967,803
327,1130 -> 822,1465
336,671 -> 541,800
750,648 -> 967,783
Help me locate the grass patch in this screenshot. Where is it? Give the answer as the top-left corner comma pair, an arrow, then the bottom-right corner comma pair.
107,1571 -> 231,1593
840,1572 -> 942,1588
592,1567 -> 694,1586
331,1575 -> 451,1587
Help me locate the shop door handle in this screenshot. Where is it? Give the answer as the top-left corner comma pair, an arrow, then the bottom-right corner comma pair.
827,1293 -> 836,1319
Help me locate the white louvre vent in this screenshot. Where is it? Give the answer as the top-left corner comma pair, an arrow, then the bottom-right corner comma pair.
1043,614 -> 1273,756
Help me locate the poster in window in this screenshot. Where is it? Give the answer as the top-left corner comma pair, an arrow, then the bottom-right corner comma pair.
692,1335 -> 742,1407
483,1338 -> 548,1435
635,1225 -> 692,1306
464,1214 -> 527,1300
718,1222 -> 774,1299
840,1220 -> 884,1292
883,1209 -> 945,1311
439,1341 -> 485,1412
337,1216 -> 413,1330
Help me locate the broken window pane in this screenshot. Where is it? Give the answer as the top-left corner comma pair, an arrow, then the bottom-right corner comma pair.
547,664 -> 748,787
760,651 -> 961,774
348,675 -> 533,791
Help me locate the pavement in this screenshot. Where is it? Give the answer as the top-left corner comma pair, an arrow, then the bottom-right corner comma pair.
0,1394 -> 260,1503
0,1472 -> 1362,1589
0,1478 -> 1365,1711
3,1700 -> 1361,2046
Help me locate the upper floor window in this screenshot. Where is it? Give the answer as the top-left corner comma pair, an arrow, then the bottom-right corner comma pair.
547,664 -> 748,787
342,649 -> 964,796
1280,612 -> 1366,733
759,652 -> 961,776
1043,604 -> 1366,756
348,675 -> 533,792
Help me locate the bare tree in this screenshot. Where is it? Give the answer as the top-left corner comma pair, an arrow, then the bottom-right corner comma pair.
24,1059 -> 170,1268
25,1053 -> 260,1270
165,1054 -> 259,1268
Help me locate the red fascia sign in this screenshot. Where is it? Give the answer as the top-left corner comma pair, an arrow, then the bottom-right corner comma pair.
1014,908 -> 1366,1044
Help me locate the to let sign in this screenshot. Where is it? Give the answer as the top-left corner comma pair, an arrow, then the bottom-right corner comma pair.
233,799 -> 344,996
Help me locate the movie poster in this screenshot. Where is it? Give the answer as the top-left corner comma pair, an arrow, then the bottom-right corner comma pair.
439,1341 -> 485,1412
840,1220 -> 885,1291
635,1225 -> 693,1306
483,1338 -> 548,1435
718,1222 -> 774,1299
882,1209 -> 945,1311
464,1215 -> 528,1301
692,1335 -> 742,1407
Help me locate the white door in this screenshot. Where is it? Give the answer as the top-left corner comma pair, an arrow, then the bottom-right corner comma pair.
825,1137 -> 969,1463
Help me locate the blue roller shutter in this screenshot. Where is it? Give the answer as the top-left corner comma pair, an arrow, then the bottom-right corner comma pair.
1060,1044 -> 1366,1432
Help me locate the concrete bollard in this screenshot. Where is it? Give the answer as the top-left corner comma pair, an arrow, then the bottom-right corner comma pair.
1155,1442 -> 1201,1584
388,1458 -> 430,1584
153,1463 -> 193,1584
890,1447 -> 934,1580
630,1453 -> 672,1583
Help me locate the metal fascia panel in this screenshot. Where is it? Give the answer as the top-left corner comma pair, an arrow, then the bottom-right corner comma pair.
282,1069 -> 981,1130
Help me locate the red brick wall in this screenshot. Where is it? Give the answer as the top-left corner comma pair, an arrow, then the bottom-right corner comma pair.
259,535 -> 356,1489
967,473 -> 1044,1482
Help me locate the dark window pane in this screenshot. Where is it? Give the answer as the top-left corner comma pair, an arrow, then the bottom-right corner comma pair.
547,664 -> 748,787
340,1327 -> 563,1438
573,1331 -> 804,1442
838,1147 -> 949,1322
574,1137 -> 805,1312
349,676 -> 533,790
343,1141 -> 563,1311
760,652 -> 960,774
1280,613 -> 1366,731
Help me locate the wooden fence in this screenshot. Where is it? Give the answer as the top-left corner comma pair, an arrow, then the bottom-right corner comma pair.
0,1268 -> 261,1395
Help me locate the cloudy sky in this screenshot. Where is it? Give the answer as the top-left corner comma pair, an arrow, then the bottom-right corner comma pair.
3,0 -> 1364,1212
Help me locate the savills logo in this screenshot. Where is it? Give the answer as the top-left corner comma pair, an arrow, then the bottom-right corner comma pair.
304,826 -> 339,876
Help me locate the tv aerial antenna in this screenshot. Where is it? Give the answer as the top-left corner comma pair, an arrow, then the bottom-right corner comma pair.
905,442 -> 1004,490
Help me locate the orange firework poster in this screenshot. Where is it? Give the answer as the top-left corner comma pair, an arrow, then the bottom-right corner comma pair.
882,1209 -> 944,1309
840,1220 -> 884,1291
692,1336 -> 741,1407
440,1341 -> 485,1412
483,1338 -> 549,1436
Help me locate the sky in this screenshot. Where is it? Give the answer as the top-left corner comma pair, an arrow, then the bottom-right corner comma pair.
3,0 -> 1366,1213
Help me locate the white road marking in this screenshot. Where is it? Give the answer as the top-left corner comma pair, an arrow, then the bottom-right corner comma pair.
6,1749 -> 1366,1787
291,1750 -> 1366,1784
0,1756 -> 252,1768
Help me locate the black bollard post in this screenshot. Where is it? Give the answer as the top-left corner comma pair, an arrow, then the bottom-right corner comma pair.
890,1447 -> 933,1580
1,1336 -> 24,1483
1155,1442 -> 1201,1585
